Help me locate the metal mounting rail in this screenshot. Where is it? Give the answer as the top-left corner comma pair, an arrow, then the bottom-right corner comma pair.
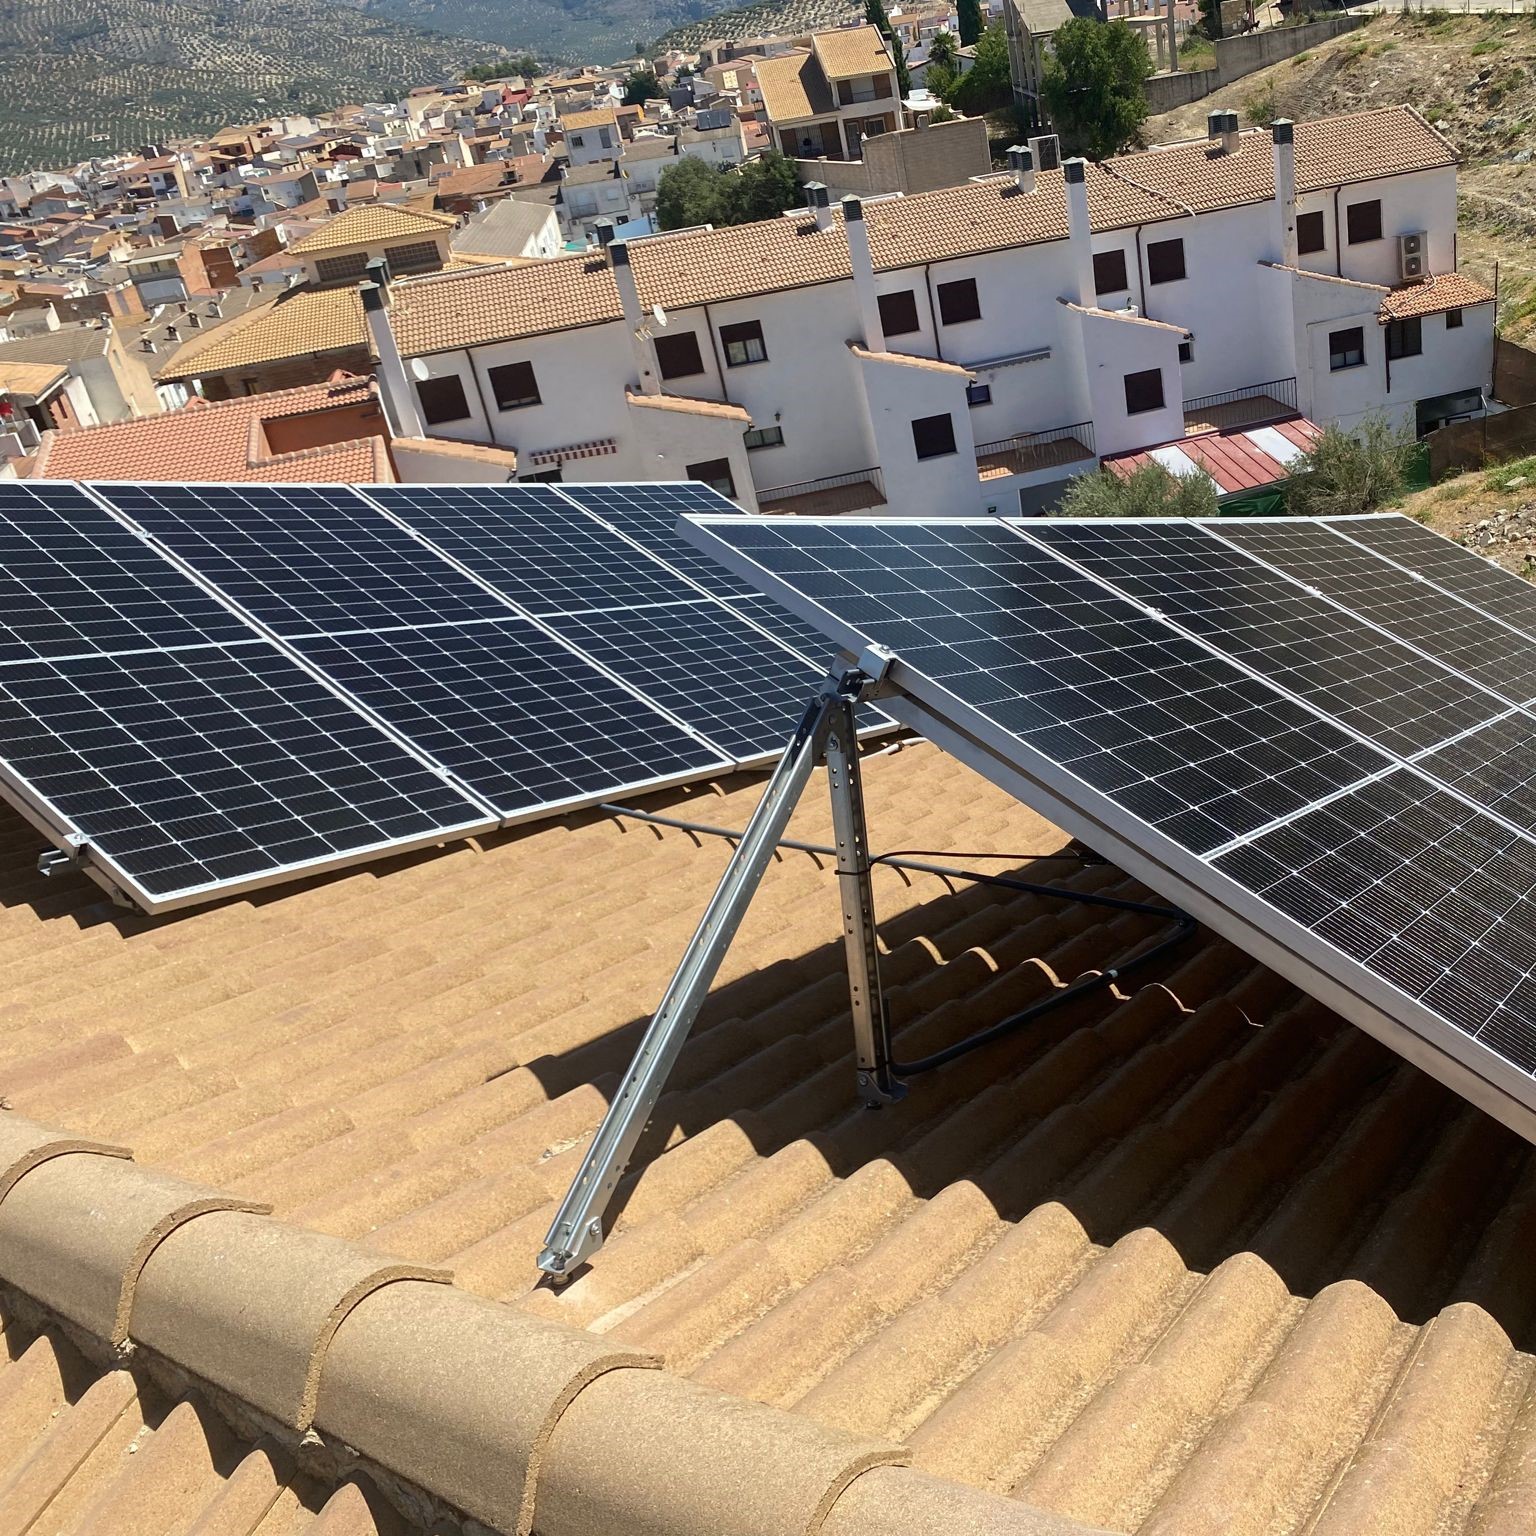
537,657 -> 898,1280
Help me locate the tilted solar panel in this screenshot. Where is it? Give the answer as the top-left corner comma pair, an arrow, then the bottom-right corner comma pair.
681,511 -> 1536,1143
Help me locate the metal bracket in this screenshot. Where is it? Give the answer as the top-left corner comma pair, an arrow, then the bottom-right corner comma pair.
536,664 -> 899,1280
37,833 -> 88,878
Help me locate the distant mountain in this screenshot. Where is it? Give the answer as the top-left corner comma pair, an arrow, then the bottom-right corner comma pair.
0,0 -> 500,175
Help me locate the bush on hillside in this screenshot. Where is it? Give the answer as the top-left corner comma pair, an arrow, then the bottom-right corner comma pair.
1058,462 -> 1221,519
1284,417 -> 1419,517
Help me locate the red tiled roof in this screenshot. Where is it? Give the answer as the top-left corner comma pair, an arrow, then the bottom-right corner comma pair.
1379,270 -> 1496,321
1107,416 -> 1321,494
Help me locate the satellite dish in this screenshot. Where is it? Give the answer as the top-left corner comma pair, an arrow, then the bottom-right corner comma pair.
409,357 -> 431,381
651,304 -> 668,329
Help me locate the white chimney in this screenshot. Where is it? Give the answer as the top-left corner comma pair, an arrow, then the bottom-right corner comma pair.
841,195 -> 884,353
1007,144 -> 1034,194
1062,158 -> 1095,309
1272,118 -> 1297,266
609,239 -> 661,395
360,270 -> 424,437
804,180 -> 833,232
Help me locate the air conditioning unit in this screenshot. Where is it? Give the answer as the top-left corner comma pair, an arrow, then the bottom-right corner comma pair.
1399,231 -> 1427,282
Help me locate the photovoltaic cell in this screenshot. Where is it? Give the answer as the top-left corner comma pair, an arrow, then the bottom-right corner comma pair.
0,481 -> 254,663
1414,713 -> 1536,841
1215,519 -> 1536,705
541,602 -> 823,762
1336,514 -> 1536,650
96,482 -> 508,638
1213,769 -> 1536,1071
692,517 -> 1391,852
290,619 -> 724,816
0,645 -> 485,899
1025,520 -> 1502,757
362,484 -> 699,616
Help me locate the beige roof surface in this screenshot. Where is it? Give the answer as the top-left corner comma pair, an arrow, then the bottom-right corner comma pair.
625,389 -> 752,420
812,25 -> 895,79
2,741 -> 1536,1535
0,359 -> 68,398
287,203 -> 457,256
156,286 -> 371,382
756,51 -> 834,124
390,106 -> 1449,358
561,105 -> 620,132
1379,269 -> 1496,320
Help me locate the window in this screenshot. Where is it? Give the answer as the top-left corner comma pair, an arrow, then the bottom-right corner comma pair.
936,277 -> 981,325
1329,326 -> 1365,371
1346,199 -> 1382,244
743,424 -> 784,449
1146,237 -> 1186,285
415,374 -> 470,425
911,412 -> 956,459
687,457 -> 735,497
1123,367 -> 1164,415
524,465 -> 563,482
1178,339 -> 1194,364
487,360 -> 540,410
387,240 -> 441,274
1093,249 -> 1128,296
315,251 -> 368,283
570,134 -> 584,148
1446,308 -> 1464,330
720,319 -> 766,367
877,289 -> 921,336
655,330 -> 705,379
966,381 -> 992,408
1386,316 -> 1422,360
1297,210 -> 1326,256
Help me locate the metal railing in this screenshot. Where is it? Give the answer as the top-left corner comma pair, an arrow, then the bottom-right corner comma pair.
1183,376 -> 1298,418
975,420 -> 1096,461
758,465 -> 886,505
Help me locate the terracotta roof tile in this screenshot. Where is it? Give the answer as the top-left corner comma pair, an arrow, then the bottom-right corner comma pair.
849,342 -> 974,376
32,376 -> 390,482
287,203 -> 457,256
812,25 -> 895,79
625,389 -> 752,421
1379,270 -> 1495,320
561,106 -> 620,133
155,286 -> 371,381
755,52 -> 831,123
0,360 -> 68,398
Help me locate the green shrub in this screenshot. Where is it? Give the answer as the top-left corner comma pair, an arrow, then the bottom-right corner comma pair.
1058,462 -> 1221,519
1284,418 -> 1418,518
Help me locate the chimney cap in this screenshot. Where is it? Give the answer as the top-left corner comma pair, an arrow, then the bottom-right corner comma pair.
841,193 -> 865,222
1207,108 -> 1224,136
608,237 -> 631,268
1062,157 -> 1086,185
1007,144 -> 1032,170
360,279 -> 385,313
803,181 -> 829,209
1271,117 -> 1294,145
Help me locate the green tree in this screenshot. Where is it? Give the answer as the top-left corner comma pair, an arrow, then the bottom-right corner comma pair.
623,68 -> 664,105
926,28 -> 957,70
722,150 -> 800,222
655,156 -> 726,228
1039,17 -> 1149,159
1283,418 -> 1418,518
514,52 -> 539,77
958,0 -> 984,45
945,21 -> 1012,115
1059,462 -> 1220,518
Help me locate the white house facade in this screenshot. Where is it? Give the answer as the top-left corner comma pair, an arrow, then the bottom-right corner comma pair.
367,106 -> 1493,517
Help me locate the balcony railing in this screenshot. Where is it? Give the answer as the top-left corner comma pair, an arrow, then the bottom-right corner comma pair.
975,421 -> 1096,479
757,465 -> 886,513
1183,377 -> 1298,430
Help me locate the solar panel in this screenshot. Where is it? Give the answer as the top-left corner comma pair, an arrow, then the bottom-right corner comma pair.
0,645 -> 491,907
681,511 -> 1536,1141
0,481 -> 254,661
291,618 -> 727,815
96,482 -> 509,638
1026,520 -> 1504,757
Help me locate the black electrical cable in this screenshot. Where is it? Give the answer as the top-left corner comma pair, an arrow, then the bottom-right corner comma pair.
598,802 -> 1198,1079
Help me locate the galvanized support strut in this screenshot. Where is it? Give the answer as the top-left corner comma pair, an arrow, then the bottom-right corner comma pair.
537,657 -> 897,1280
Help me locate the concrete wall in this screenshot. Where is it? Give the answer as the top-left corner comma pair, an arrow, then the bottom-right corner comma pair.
1143,15 -> 1367,116
792,116 -> 992,197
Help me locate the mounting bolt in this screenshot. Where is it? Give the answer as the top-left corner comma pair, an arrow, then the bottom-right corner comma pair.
587,1219 -> 602,1238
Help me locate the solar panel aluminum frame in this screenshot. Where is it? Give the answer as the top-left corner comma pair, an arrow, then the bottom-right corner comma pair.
82,481 -> 735,833
681,513 -> 1536,1146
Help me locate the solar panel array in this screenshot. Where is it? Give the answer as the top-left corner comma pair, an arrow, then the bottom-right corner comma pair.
0,480 -> 861,912
681,511 -> 1536,1140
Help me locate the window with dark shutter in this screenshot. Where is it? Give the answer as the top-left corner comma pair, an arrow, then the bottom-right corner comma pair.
655,331 -> 705,379
743,425 -> 784,449
911,413 -> 957,459
415,374 -> 470,425
1146,238 -> 1185,285
878,289 -> 921,336
1123,368 -> 1164,415
1329,326 -> 1365,370
1386,316 -> 1422,360
1093,249 -> 1128,295
687,457 -> 735,496
1346,200 -> 1382,244
487,360 -> 540,410
1297,210 -> 1326,255
1446,308 -> 1464,330
719,319 -> 767,366
936,278 -> 981,324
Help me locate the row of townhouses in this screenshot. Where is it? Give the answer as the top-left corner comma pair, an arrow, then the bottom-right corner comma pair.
360,104 -> 1492,516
